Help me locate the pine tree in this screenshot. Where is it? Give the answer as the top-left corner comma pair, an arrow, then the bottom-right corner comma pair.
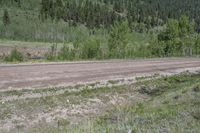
14,0 -> 21,7
3,9 -> 10,26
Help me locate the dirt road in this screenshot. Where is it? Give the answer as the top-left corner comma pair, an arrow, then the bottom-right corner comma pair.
0,58 -> 200,90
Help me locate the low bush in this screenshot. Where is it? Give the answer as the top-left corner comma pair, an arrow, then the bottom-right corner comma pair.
4,48 -> 24,62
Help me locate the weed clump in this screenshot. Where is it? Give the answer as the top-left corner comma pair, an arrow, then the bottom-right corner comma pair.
193,85 -> 200,92
138,85 -> 166,96
4,48 -> 24,62
164,74 -> 189,83
57,119 -> 70,127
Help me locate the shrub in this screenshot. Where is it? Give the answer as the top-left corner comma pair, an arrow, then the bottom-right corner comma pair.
58,44 -> 75,60
108,21 -> 130,58
81,37 -> 101,59
46,44 -> 57,61
4,48 -> 24,62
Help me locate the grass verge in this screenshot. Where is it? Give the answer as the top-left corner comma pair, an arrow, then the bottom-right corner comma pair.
0,72 -> 200,133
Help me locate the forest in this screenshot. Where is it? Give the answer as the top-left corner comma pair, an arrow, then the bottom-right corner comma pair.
1,0 -> 200,61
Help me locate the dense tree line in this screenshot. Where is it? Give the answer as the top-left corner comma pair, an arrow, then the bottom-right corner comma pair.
2,0 -> 200,31
39,0 -> 200,32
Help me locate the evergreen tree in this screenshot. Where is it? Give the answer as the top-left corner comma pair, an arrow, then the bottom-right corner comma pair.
3,9 -> 10,26
14,0 -> 21,7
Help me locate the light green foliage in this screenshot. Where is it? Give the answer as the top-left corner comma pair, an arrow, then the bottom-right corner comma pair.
108,21 -> 130,58
179,15 -> 190,38
58,44 -> 75,60
156,15 -> 197,57
81,37 -> 101,59
157,19 -> 181,56
44,23 -> 151,61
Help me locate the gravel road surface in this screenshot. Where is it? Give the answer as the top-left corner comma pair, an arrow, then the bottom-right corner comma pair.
0,58 -> 200,90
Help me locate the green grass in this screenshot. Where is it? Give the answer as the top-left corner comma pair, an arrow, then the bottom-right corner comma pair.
95,87 -> 200,132
32,73 -> 200,133
94,74 -> 200,133
0,73 -> 200,132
